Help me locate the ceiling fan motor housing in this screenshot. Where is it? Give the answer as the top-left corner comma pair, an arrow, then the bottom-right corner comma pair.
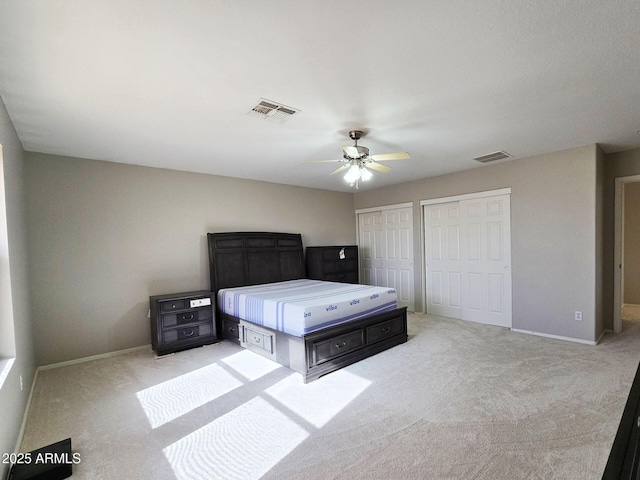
349,130 -> 364,141
343,145 -> 369,160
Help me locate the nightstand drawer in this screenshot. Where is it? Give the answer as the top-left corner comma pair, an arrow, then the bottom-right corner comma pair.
162,323 -> 213,344
161,300 -> 187,311
161,308 -> 213,328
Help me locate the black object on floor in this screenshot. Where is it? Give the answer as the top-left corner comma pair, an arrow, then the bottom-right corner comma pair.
7,438 -> 73,480
603,361 -> 640,479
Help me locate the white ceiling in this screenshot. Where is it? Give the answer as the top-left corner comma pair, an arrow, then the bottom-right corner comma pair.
1,1 -> 640,192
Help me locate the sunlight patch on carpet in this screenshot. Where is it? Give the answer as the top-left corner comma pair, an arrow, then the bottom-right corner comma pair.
163,396 -> 309,480
220,349 -> 281,381
265,370 -> 372,428
137,363 -> 242,428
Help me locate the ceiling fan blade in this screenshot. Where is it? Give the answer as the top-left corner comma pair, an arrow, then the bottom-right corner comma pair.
367,161 -> 392,173
304,159 -> 342,163
369,152 -> 411,161
342,145 -> 360,158
330,164 -> 350,175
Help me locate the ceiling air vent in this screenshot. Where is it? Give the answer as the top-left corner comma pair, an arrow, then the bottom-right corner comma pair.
247,99 -> 299,123
473,151 -> 512,163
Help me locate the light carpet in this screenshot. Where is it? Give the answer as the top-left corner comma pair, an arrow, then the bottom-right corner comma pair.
19,313 -> 640,479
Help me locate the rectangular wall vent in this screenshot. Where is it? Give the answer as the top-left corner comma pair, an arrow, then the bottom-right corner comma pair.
473,151 -> 512,163
247,99 -> 299,123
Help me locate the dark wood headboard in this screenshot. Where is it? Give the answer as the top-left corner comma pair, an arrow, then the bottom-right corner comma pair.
207,232 -> 306,294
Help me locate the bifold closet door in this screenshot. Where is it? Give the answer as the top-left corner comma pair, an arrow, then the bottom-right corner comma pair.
359,211 -> 384,286
424,194 -> 512,328
424,202 -> 463,319
359,207 -> 414,311
459,195 -> 512,327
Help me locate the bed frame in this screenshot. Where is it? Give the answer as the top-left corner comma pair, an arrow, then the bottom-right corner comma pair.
207,232 -> 408,383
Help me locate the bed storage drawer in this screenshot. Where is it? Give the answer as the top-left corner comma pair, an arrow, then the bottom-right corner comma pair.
366,315 -> 405,345
245,329 -> 272,352
240,321 -> 276,360
221,317 -> 240,341
311,329 -> 364,366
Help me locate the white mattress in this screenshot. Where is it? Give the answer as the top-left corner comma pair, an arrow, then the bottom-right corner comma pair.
218,279 -> 398,337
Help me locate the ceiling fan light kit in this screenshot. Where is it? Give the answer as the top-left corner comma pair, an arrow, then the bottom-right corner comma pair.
343,161 -> 373,188
359,165 -> 373,181
308,130 -> 411,189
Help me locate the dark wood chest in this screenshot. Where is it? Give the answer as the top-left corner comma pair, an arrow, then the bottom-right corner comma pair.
149,290 -> 218,356
306,245 -> 359,283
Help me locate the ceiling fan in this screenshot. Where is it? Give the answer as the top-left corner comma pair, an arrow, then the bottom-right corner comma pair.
307,130 -> 410,188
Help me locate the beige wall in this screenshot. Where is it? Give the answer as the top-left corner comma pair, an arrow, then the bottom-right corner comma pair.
355,145 -> 601,342
25,153 -> 356,366
23,143 -> 630,364
624,181 -> 640,304
0,97 -> 35,478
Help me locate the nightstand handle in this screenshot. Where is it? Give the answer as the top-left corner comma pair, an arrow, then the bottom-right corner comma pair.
183,329 -> 195,337
183,314 -> 194,321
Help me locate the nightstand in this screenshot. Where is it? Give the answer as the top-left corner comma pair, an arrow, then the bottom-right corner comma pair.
149,290 -> 217,356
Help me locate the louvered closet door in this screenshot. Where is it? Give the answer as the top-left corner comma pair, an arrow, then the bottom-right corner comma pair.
424,193 -> 512,328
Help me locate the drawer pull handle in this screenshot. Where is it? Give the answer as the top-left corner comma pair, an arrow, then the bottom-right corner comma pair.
254,336 -> 261,343
183,329 -> 195,337
335,341 -> 347,349
183,314 -> 194,321
381,326 -> 391,334
172,304 -> 177,309
229,327 -> 236,333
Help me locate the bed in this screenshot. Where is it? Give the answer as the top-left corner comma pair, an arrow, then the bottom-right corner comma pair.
207,232 -> 408,383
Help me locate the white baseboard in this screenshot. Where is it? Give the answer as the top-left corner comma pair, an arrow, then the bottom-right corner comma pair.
596,329 -> 612,344
38,344 -> 151,371
511,328 -> 599,346
13,368 -> 39,455
12,344 -> 151,456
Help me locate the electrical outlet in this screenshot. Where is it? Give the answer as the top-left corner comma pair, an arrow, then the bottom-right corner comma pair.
19,374 -> 23,390
575,311 -> 583,321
